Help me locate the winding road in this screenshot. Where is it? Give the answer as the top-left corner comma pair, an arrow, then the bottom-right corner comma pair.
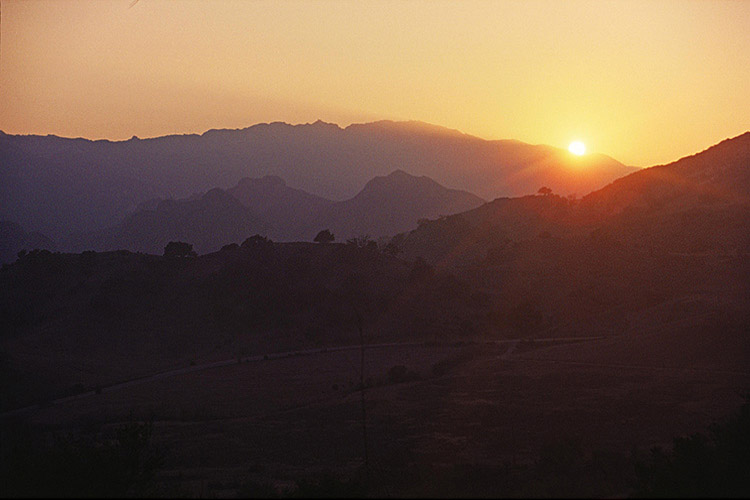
0,336 -> 603,418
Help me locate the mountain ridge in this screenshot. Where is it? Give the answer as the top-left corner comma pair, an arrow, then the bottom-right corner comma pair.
1,119 -> 635,240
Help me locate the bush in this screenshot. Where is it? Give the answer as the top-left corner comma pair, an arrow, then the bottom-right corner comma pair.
241,234 -> 273,250
314,229 -> 335,244
163,241 -> 196,258
633,397 -> 750,497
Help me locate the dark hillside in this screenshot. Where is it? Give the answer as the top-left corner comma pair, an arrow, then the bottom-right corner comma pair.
0,240 -> 486,411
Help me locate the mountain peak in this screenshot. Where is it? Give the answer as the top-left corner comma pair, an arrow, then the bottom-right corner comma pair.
308,119 -> 341,130
355,169 -> 484,206
386,169 -> 419,180
362,169 -> 428,191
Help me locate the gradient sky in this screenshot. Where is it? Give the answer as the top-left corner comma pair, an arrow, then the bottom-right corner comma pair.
1,0 -> 749,167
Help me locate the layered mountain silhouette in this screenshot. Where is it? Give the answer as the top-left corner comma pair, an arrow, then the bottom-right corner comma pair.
3,131 -> 748,424
66,170 -> 485,255
398,131 -> 750,265
0,121 -> 633,240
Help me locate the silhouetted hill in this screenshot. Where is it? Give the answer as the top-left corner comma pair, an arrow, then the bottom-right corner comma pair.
226,175 -> 333,241
0,221 -> 55,264
3,212 -> 747,412
0,121 -> 633,240
67,188 -> 264,255
314,170 -> 485,241
399,131 -> 750,264
389,132 -> 749,355
68,171 -> 484,252
229,175 -> 332,216
397,194 -> 578,266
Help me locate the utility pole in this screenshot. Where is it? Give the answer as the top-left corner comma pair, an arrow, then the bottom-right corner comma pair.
354,307 -> 370,488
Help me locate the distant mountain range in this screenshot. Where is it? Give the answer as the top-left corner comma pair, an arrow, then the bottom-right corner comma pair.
0,120 -> 634,240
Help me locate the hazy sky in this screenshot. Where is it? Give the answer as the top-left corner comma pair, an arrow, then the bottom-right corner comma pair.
2,0 -> 749,166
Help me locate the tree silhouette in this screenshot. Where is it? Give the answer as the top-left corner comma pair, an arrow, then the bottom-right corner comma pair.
314,229 -> 335,244
241,234 -> 273,250
537,186 -> 553,196
634,397 -> 750,497
163,241 -> 196,258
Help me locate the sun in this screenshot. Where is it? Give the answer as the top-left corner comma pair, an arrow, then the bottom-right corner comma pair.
568,141 -> 586,156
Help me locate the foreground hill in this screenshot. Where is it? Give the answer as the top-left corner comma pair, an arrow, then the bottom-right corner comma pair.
3,228 -> 748,414
66,170 -> 485,253
0,121 -> 633,240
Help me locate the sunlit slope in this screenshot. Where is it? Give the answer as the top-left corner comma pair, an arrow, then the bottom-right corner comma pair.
399,131 -> 750,264
581,131 -> 750,215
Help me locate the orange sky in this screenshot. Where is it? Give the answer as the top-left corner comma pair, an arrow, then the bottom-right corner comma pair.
1,0 -> 748,167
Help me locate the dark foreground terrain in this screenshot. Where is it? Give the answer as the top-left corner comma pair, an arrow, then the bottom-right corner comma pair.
1,227 -> 747,497
1,224 -> 748,497
2,338 -> 749,497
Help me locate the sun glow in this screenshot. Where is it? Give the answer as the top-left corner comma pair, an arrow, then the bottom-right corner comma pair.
568,141 -> 586,156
